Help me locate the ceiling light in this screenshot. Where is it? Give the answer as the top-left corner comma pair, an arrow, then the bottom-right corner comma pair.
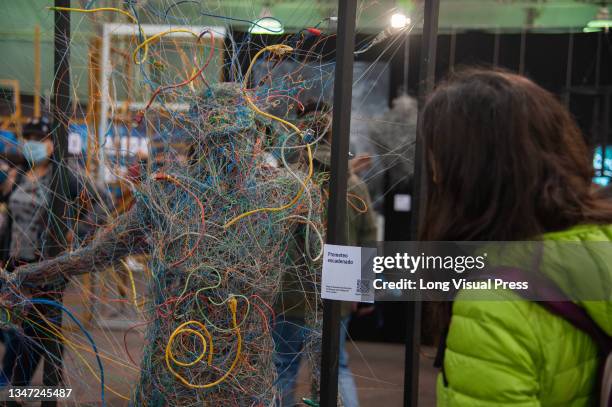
585,6 -> 610,32
390,13 -> 410,29
587,20 -> 612,28
249,8 -> 284,35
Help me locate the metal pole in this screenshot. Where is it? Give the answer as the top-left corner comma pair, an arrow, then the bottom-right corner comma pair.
319,0 -> 357,406
595,31 -> 602,88
449,27 -> 456,73
403,32 -> 411,93
519,28 -> 526,75
43,2 -> 72,405
563,31 -> 574,107
50,4 -> 71,256
493,28 -> 500,67
404,1 -> 440,406
34,25 -> 42,119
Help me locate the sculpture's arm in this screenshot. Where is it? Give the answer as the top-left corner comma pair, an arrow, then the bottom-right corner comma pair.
10,206 -> 148,288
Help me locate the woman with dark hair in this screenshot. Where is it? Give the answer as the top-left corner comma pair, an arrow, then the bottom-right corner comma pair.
422,69 -> 612,405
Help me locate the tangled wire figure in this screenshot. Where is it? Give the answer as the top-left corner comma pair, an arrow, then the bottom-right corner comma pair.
2,82 -> 325,406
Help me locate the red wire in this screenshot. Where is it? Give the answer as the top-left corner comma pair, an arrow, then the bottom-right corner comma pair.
123,319 -> 152,366
306,27 -> 322,36
250,294 -> 275,327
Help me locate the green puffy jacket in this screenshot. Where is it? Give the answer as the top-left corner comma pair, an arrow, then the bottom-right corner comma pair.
437,223 -> 612,406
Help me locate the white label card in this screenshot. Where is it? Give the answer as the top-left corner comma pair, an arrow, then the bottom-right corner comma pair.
321,244 -> 376,303
393,194 -> 412,212
68,132 -> 82,155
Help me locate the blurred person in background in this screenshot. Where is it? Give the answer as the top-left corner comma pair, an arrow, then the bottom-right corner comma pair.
422,69 -> 612,406
0,131 -> 27,254
273,102 -> 377,407
0,117 -> 108,387
0,161 -> 18,267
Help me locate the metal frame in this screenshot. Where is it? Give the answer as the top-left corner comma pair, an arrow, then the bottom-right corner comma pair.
318,1 -> 441,406
41,2 -> 72,406
319,0 -> 357,406
405,1 -> 440,406
34,25 -> 42,119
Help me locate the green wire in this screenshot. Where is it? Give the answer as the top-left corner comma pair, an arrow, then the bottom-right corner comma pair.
302,398 -> 319,407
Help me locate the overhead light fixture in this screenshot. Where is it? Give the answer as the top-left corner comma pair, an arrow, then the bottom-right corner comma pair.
584,6 -> 610,33
587,20 -> 612,28
390,13 -> 410,29
249,7 -> 284,35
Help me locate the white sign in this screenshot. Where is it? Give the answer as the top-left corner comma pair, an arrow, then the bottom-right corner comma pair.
321,244 -> 375,303
393,194 -> 411,212
68,132 -> 82,155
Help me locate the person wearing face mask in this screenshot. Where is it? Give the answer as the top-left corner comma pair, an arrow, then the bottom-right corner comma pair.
0,127 -> 47,267
5,118 -> 54,264
0,117 -> 109,387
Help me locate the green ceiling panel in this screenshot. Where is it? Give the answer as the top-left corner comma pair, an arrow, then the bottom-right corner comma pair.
0,0 -> 607,100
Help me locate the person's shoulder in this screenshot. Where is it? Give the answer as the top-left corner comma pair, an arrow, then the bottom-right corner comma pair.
453,289 -> 543,333
543,223 -> 612,242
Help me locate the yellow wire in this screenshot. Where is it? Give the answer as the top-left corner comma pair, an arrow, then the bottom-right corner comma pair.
25,307 -> 139,373
108,264 -> 129,296
168,327 -> 208,367
1,307 -> 11,324
48,11 -> 311,228
48,6 -> 149,63
21,315 -> 131,401
120,259 -> 141,311
347,192 -> 368,213
132,29 -> 201,64
165,298 -> 241,389
223,45 -> 314,228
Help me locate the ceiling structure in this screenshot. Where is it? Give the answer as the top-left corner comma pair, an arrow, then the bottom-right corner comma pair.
433,0 -> 608,32
132,0 -> 610,32
0,0 -> 608,97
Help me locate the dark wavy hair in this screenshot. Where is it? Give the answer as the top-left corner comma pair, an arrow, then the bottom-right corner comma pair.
420,69 -> 612,241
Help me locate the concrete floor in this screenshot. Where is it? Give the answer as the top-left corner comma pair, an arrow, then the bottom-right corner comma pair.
3,278 -> 438,406
293,341 -> 438,407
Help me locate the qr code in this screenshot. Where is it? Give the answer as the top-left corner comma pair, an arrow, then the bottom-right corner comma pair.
356,279 -> 371,294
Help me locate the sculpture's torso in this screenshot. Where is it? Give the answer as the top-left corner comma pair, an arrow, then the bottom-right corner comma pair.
131,158 -> 320,406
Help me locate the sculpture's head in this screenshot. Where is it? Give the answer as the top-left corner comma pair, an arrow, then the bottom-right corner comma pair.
180,81 -> 276,177
189,82 -> 258,141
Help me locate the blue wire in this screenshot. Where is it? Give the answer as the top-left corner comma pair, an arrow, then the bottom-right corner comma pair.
29,299 -> 106,406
